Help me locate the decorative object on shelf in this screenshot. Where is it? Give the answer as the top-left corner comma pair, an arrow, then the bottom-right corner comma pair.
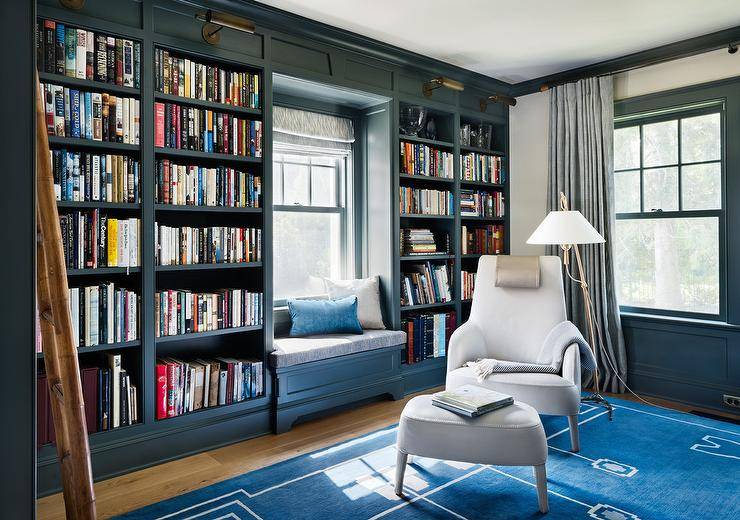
479,93 -> 517,111
460,123 -> 471,147
195,10 -> 256,44
422,117 -> 437,140
422,76 -> 464,97
59,0 -> 85,10
476,123 -> 493,149
399,105 -> 427,136
527,191 -> 613,419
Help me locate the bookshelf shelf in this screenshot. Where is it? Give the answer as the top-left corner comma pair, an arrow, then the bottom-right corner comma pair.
460,180 -> 505,189
398,174 -> 454,185
155,262 -> 262,271
154,92 -> 262,117
38,72 -> 141,97
400,254 -> 454,261
48,136 -> 140,153
36,339 -> 142,359
57,201 -> 141,210
154,147 -> 262,165
460,145 -> 506,156
400,135 -> 454,149
461,254 -> 483,259
154,204 -> 262,214
401,355 -> 447,373
399,214 -> 455,220
155,394 -> 269,423
400,301 -> 456,312
155,325 -> 263,344
461,216 -> 505,222
66,267 -> 141,276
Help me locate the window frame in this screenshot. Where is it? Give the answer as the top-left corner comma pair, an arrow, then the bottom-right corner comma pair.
272,148 -> 353,305
614,102 -> 727,320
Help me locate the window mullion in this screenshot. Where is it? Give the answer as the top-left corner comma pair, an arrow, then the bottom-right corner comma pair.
639,124 -> 644,212
678,117 -> 683,211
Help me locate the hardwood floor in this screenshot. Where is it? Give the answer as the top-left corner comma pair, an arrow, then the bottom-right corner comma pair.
36,389 -> 736,519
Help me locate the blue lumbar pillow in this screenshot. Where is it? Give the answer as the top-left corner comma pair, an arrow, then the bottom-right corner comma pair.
287,296 -> 363,337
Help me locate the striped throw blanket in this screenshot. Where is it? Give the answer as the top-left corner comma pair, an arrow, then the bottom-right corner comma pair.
467,321 -> 597,382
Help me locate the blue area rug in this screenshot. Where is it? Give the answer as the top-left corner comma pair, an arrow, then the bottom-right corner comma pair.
119,397 -> 740,519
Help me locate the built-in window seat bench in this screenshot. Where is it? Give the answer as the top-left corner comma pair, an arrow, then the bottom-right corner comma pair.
270,329 -> 407,433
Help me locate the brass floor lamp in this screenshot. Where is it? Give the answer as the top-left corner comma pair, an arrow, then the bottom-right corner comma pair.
527,192 -> 613,419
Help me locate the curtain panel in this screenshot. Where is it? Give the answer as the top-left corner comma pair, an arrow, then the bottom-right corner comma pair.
548,76 -> 627,393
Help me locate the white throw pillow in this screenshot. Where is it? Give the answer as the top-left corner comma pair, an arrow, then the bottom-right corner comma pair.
323,276 -> 385,330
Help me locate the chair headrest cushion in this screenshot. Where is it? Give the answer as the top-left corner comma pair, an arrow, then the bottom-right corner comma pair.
494,255 -> 541,289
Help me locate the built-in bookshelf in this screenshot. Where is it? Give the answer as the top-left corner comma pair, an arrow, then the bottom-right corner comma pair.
395,103 -> 509,371
34,14 -> 267,453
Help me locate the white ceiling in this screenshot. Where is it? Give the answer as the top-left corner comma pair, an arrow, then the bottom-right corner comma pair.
257,0 -> 740,83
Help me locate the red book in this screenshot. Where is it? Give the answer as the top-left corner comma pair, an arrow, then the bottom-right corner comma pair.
37,373 -> 48,447
407,321 -> 414,365
165,360 -> 176,417
81,366 -> 99,434
155,363 -> 167,419
154,102 -> 165,147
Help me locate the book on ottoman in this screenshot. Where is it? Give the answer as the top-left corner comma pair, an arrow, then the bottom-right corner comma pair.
432,384 -> 513,417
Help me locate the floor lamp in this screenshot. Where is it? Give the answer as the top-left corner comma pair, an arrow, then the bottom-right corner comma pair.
527,192 -> 613,419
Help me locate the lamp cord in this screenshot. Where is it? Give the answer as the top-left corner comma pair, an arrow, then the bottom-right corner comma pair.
569,259 -> 697,416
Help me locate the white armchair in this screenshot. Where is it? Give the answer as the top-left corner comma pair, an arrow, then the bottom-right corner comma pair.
447,255 -> 583,451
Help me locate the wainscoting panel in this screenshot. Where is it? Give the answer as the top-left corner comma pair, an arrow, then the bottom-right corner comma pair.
622,314 -> 740,414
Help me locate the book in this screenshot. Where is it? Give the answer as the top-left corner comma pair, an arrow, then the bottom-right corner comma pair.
108,353 -> 121,428
432,385 -> 513,417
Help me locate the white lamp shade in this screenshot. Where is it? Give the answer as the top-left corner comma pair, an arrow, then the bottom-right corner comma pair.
527,210 -> 605,245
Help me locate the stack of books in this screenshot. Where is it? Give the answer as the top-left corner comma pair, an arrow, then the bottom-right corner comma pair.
432,385 -> 514,417
461,224 -> 504,255
399,187 -> 454,216
59,211 -> 140,269
460,153 -> 504,184
400,142 -> 454,178
460,190 -> 504,218
401,262 -> 452,306
401,228 -> 449,256
155,224 -> 261,265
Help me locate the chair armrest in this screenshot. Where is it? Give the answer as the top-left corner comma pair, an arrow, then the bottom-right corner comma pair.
561,343 -> 581,389
447,321 -> 486,373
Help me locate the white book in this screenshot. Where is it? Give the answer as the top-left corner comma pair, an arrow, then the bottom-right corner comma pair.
122,97 -> 130,144
108,353 -> 122,428
86,31 -> 94,80
84,286 -> 91,346
75,29 -> 87,79
129,218 -> 138,267
133,99 -> 140,145
218,370 -> 227,405
92,155 -> 100,201
107,282 -> 114,344
128,289 -> 137,341
90,286 -> 99,346
69,287 -> 79,349
118,219 -> 129,267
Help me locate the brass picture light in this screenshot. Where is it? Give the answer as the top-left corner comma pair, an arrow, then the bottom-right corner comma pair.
196,10 -> 256,45
480,94 -> 517,111
422,77 -> 464,97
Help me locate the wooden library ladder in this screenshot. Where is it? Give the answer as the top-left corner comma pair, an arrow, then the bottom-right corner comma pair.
35,72 -> 97,519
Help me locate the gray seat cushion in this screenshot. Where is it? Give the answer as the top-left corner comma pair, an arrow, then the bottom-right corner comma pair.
271,329 -> 407,368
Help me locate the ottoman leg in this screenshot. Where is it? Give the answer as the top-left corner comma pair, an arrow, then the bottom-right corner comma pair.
394,451 -> 408,496
534,464 -> 548,514
568,415 -> 580,453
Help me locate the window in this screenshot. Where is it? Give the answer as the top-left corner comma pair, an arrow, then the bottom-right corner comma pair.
272,150 -> 352,301
613,105 -> 724,317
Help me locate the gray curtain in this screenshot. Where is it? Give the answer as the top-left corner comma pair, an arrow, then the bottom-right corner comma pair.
273,106 -> 354,150
548,76 -> 627,393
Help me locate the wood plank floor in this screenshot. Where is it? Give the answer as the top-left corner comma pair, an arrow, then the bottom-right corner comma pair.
36,389 -> 736,519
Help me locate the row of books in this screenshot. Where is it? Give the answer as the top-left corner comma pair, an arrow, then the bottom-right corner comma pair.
400,312 -> 455,364
400,228 -> 450,256
60,212 -> 140,269
37,354 -> 138,446
461,153 -> 505,184
400,142 -> 454,178
155,225 -> 262,266
154,289 -> 263,338
155,48 -> 260,109
460,190 -> 505,218
36,19 -> 140,88
155,357 -> 264,419
69,283 -> 138,348
154,102 -> 262,157
42,84 -> 140,144
461,225 -> 505,255
401,262 -> 452,307
155,160 -> 261,208
399,187 -> 454,216
461,270 -> 476,301
51,150 -> 139,203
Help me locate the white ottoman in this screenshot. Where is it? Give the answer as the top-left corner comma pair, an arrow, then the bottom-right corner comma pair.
395,395 -> 549,513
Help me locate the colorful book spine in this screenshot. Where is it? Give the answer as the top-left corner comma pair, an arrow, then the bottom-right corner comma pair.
399,187 -> 454,216
155,225 -> 261,265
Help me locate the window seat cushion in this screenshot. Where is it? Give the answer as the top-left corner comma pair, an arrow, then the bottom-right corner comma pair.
271,329 -> 407,368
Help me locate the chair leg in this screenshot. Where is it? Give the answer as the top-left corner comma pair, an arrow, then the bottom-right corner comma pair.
394,450 -> 408,496
534,464 -> 548,514
568,415 -> 580,453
